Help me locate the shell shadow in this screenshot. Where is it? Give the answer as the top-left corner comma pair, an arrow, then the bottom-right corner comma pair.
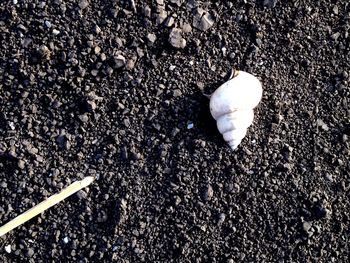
195,92 -> 220,139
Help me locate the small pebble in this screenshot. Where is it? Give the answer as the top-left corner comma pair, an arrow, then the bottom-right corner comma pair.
187,122 -> 194,129
26,248 -> 34,257
44,21 -> 52,28
182,23 -> 192,33
217,213 -> 226,225
263,0 -> 278,8
94,25 -> 101,34
168,28 -> 186,49
332,6 -> 339,15
79,0 -> 89,9
147,33 -> 157,44
5,245 -> 11,253
18,159 -> 25,169
202,184 -> 213,201
86,100 -> 97,111
9,122 -> 15,130
317,119 -> 329,131
164,16 -> 175,27
63,237 -> 69,244
156,10 -> 167,24
114,54 -> 126,68
193,8 -> 214,31
302,221 -> 312,232
94,46 -> 101,54
52,29 -> 60,35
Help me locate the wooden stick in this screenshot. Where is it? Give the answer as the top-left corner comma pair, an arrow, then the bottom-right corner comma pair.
0,176 -> 94,237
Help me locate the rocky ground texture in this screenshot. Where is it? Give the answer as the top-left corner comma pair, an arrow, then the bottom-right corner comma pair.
0,0 -> 349,262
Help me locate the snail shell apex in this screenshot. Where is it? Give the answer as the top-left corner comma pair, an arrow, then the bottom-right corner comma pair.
209,71 -> 262,150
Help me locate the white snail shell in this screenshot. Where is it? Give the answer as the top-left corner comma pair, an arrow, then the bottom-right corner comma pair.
210,71 -> 262,150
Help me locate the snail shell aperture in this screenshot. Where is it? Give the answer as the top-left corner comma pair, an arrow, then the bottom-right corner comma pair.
209,71 -> 262,150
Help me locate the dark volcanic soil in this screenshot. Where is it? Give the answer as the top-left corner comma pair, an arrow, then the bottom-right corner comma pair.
0,0 -> 349,262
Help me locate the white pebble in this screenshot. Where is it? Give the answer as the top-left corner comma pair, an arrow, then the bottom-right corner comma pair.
63,237 -> 69,243
13,0 -> 18,4
44,21 -> 52,28
169,65 -> 176,71
5,245 -> 11,253
221,47 -> 227,56
187,122 -> 194,129
52,29 -> 60,35
9,122 -> 15,130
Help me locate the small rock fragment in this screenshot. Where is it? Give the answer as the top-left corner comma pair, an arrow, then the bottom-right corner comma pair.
302,221 -> 312,233
168,28 -> 186,49
79,114 -> 89,123
8,122 -> 15,130
202,184 -> 213,201
147,33 -> 157,45
38,45 -> 51,60
91,69 -> 98,76
143,5 -> 151,17
187,0 -> 199,9
86,100 -> 97,111
93,25 -> 101,34
79,0 -> 89,9
217,213 -> 226,225
113,54 -> 126,69
182,23 -> 192,33
17,24 -> 27,32
4,245 -> 11,253
263,0 -> 278,8
129,0 -> 136,12
56,134 -> 71,150
173,89 -> 182,97
22,38 -> 32,48
164,16 -> 175,27
170,0 -> 183,6
121,146 -> 128,160
316,119 -> 329,131
331,32 -> 340,41
26,248 -> 34,257
18,159 -> 25,169
332,5 -> 339,15
94,46 -> 101,54
44,21 -> 52,28
126,59 -> 136,70
155,2 -> 167,24
193,8 -> 214,31
52,29 -> 60,35
156,11 -> 167,24
187,122 -> 194,129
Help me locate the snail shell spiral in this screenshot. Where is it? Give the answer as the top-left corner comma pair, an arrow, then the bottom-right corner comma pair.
209,71 -> 262,150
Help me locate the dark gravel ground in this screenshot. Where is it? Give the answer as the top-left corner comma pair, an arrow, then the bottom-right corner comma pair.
0,0 -> 349,262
